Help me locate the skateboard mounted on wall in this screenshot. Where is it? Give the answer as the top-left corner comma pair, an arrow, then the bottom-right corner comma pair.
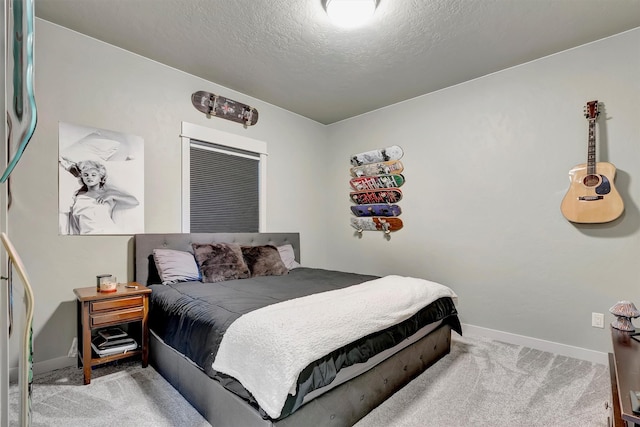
192,90 -> 259,127
351,217 -> 404,234
350,174 -> 405,191
350,145 -> 404,166
350,189 -> 403,205
350,160 -> 404,178
351,204 -> 402,217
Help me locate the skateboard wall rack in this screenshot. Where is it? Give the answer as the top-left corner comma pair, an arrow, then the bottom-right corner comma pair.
349,146 -> 405,236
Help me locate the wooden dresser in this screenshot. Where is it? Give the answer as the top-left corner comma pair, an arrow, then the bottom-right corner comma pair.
610,327 -> 640,426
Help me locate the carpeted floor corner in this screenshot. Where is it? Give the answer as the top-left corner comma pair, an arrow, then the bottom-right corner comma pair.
9,360 -> 209,427
356,335 -> 610,427
10,335 -> 610,426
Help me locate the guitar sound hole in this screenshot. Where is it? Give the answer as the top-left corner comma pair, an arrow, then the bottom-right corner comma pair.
583,174 -> 601,187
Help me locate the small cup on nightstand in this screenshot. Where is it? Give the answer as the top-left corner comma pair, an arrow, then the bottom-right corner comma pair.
97,274 -> 117,293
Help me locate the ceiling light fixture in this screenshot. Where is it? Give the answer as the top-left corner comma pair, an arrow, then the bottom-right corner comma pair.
323,0 -> 379,28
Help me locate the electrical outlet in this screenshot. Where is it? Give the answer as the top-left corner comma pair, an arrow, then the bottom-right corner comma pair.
592,312 -> 605,329
67,337 -> 77,358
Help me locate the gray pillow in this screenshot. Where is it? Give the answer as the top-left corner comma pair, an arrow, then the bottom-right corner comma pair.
192,243 -> 250,283
152,249 -> 201,284
277,244 -> 301,269
241,245 -> 289,277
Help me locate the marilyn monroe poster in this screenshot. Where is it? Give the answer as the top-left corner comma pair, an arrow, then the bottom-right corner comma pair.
58,122 -> 144,235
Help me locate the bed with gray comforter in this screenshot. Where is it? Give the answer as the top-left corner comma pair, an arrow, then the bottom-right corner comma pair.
135,233 -> 460,426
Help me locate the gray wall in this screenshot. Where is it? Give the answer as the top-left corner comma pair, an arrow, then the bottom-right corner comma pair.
7,19 -> 329,367
325,29 -> 640,354
5,20 -> 640,369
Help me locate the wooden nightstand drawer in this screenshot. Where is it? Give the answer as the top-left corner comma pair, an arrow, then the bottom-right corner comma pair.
90,306 -> 144,327
90,295 -> 143,313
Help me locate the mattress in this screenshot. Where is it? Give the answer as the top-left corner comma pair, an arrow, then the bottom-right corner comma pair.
149,267 -> 461,420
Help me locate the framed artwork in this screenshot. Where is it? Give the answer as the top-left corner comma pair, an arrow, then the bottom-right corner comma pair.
58,122 -> 144,235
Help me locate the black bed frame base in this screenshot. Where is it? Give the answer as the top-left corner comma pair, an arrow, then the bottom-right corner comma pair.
150,323 -> 452,427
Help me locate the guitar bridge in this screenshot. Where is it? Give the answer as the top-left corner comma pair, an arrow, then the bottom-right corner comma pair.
578,196 -> 604,201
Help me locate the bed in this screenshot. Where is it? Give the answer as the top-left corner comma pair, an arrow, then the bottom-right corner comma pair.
134,232 -> 461,426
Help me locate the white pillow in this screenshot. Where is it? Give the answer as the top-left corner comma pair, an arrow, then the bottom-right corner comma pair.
277,244 -> 301,270
153,249 -> 201,284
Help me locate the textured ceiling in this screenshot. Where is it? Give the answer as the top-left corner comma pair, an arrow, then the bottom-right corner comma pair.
35,0 -> 640,124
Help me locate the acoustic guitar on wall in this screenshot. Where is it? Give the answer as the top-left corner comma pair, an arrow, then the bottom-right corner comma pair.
560,100 -> 624,223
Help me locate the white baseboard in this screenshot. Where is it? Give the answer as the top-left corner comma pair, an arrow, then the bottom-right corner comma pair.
9,325 -> 608,381
461,323 -> 608,365
9,356 -> 75,383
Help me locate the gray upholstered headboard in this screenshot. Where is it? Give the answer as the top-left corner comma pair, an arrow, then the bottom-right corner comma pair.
134,233 -> 301,286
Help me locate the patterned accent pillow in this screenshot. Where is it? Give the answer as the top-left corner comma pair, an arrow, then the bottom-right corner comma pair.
192,243 -> 250,283
152,249 -> 201,284
242,245 -> 289,277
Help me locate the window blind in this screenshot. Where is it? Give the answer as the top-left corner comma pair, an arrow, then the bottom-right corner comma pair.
190,142 -> 259,232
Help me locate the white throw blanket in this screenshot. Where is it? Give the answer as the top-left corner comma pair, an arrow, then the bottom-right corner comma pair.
212,275 -> 457,418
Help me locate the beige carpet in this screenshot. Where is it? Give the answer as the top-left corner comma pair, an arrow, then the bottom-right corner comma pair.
356,335 -> 610,427
9,360 -> 209,426
10,335 -> 610,426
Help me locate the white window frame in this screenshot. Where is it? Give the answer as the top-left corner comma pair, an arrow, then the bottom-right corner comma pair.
180,122 -> 267,232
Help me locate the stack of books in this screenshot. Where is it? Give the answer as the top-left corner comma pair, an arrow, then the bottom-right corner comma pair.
91,327 -> 138,357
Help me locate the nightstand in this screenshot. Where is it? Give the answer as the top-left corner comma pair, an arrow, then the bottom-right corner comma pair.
73,283 -> 151,384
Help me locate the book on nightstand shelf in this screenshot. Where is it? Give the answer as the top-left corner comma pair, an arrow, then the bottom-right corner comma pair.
97,327 -> 128,340
91,329 -> 138,357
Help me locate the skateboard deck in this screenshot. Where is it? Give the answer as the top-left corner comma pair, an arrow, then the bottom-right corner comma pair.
351,217 -> 403,233
192,91 -> 259,126
350,188 -> 402,204
350,160 -> 404,177
351,204 -> 402,217
351,145 -> 404,166
350,174 -> 405,191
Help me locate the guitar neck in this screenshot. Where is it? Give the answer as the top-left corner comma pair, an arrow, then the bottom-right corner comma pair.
587,120 -> 596,174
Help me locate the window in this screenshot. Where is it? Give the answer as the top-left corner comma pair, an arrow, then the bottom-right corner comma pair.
181,122 -> 267,232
